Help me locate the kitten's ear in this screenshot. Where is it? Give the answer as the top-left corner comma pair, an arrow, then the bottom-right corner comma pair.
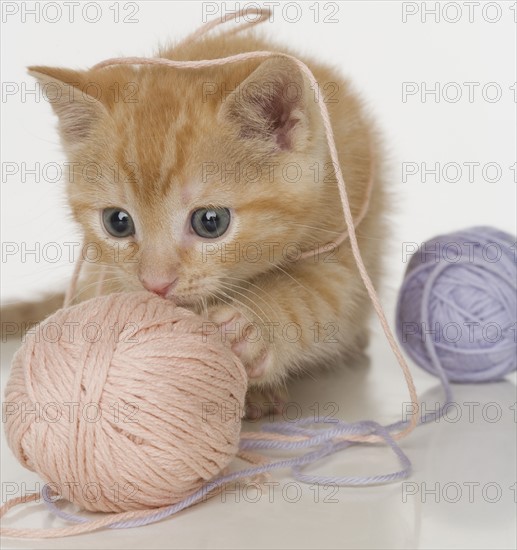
218,57 -> 310,152
27,66 -> 108,146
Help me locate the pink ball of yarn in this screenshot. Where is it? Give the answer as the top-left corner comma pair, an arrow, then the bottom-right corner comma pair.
4,292 -> 247,513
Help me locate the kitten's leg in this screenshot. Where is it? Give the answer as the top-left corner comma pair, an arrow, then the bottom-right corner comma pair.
1,292 -> 66,332
206,261 -> 373,416
0,262 -> 128,337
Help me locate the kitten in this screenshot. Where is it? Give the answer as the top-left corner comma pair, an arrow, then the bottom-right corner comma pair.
3,31 -> 388,416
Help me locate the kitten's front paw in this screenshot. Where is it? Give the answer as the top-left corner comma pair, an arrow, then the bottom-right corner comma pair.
207,305 -> 272,380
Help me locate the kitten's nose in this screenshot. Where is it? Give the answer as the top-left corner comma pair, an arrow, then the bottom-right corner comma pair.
141,277 -> 178,298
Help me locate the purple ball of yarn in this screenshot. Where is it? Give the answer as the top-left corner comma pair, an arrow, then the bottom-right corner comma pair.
396,226 -> 516,383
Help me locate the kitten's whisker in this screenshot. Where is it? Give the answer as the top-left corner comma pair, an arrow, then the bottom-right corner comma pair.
354,230 -> 388,242
217,282 -> 272,327
287,222 -> 342,235
214,284 -> 279,351
267,261 -> 321,301
219,280 -> 277,320
71,275 -> 133,303
205,290 -> 254,326
222,276 -> 280,306
217,287 -> 269,327
211,289 -> 257,326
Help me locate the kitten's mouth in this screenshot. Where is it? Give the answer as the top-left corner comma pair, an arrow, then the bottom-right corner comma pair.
139,279 -> 213,309
137,280 -> 200,307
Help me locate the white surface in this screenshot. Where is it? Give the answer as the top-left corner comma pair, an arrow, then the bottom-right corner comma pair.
1,1 -> 516,549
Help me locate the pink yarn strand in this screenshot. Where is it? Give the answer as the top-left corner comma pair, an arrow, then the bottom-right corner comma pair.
91,51 -> 420,443
175,7 -> 272,49
63,247 -> 84,308
79,10 -> 419,451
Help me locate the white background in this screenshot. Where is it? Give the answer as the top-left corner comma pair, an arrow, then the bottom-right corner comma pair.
1,1 -> 516,549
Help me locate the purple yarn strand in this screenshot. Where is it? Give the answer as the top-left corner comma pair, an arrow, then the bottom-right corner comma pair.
43,412 -> 416,529
42,226 -> 516,531
43,417 -> 412,529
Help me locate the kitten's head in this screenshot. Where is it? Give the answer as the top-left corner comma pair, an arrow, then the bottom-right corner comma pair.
29,54 -> 328,306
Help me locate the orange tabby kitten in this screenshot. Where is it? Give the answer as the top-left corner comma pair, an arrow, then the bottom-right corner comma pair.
6,31 -> 388,415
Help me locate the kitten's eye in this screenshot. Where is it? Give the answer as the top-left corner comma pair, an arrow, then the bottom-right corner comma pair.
191,208 -> 231,238
102,208 -> 135,238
